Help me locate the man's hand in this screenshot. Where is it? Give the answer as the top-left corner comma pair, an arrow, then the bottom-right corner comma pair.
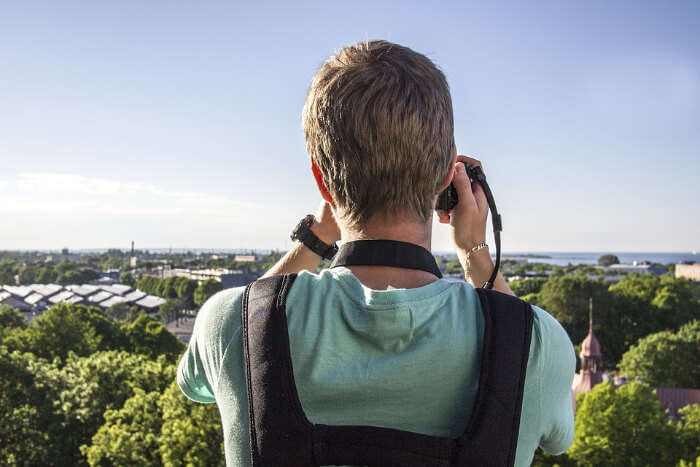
437,155 -> 514,296
262,200 -> 340,278
437,155 -> 489,250
311,201 -> 341,245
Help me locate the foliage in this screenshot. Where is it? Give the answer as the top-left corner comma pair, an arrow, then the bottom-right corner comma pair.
0,305 -> 26,331
194,279 -> 223,307
51,351 -> 175,464
121,313 -> 184,362
0,348 -> 66,466
618,320 -> 700,388
159,382 -> 226,466
2,303 -> 128,361
83,382 -> 225,467
119,271 -> 136,287
598,254 -> 620,266
160,298 -> 185,324
568,382 -> 680,466
509,277 -> 548,297
82,389 -> 164,467
677,404 -> 700,463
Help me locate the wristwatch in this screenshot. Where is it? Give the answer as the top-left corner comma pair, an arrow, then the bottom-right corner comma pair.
290,215 -> 339,260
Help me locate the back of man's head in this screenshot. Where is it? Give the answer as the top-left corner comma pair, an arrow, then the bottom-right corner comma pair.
303,40 -> 455,228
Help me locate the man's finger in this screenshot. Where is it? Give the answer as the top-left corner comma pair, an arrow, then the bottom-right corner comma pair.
452,161 -> 477,212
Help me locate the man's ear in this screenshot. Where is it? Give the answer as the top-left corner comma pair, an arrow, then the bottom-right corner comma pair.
311,161 -> 334,205
437,147 -> 459,193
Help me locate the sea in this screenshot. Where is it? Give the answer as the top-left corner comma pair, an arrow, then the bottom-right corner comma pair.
498,252 -> 698,267
66,248 -> 698,267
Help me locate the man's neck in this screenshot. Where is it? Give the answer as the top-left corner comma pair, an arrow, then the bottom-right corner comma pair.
340,216 -> 438,290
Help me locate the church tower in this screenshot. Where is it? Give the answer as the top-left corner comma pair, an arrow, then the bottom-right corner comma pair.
572,297 -> 604,394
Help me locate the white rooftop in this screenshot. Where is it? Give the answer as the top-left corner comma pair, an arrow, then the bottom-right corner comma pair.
24,293 -> 45,306
2,285 -> 34,298
98,284 -> 132,296
136,295 -> 165,309
49,291 -> 75,304
100,295 -> 127,308
123,290 -> 147,303
66,284 -> 100,297
87,291 -> 113,304
29,284 -> 63,297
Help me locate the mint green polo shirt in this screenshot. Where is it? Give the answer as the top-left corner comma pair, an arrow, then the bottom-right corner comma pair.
177,267 -> 575,466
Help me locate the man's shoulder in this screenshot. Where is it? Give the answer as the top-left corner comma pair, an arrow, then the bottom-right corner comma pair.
193,285 -> 248,344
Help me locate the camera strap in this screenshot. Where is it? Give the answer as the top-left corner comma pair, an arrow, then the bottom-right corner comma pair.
330,239 -> 443,278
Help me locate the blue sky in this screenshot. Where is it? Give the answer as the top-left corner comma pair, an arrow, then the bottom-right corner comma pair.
1,1 -> 698,252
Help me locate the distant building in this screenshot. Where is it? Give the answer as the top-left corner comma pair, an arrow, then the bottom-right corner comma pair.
675,263 -> 700,282
167,268 -> 259,288
1,282 -> 163,319
571,298 -> 700,418
234,255 -> 257,263
607,264 -> 666,276
573,299 -> 604,395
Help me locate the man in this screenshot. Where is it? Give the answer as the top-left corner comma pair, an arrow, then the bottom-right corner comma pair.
178,40 -> 575,466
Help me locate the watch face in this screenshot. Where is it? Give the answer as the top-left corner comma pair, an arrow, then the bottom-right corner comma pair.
291,215 -> 313,241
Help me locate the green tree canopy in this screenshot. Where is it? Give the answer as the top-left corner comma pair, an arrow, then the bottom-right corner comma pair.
159,298 -> 185,325
121,313 -> 184,362
0,305 -> 26,331
509,277 -> 548,297
0,348 -> 66,466
194,279 -> 223,307
83,381 -> 224,467
569,382 -> 680,466
597,254 -> 620,266
82,388 -> 163,467
2,303 -> 128,361
618,320 -> 700,388
677,404 -> 700,464
49,350 -> 175,464
119,271 -> 136,287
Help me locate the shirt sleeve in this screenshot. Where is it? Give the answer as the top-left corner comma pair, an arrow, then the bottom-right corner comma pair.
532,305 -> 576,455
177,286 -> 246,403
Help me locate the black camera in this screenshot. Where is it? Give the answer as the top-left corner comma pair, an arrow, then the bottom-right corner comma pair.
435,163 -> 485,211
435,162 -> 502,289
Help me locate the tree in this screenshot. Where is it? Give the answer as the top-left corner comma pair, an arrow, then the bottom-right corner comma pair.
82,389 -> 163,467
569,382 -> 680,466
157,277 -> 180,299
137,276 -> 161,296
0,305 -> 26,331
2,303 -> 128,361
677,404 -> 700,464
51,351 -> 175,464
121,313 -> 184,362
176,278 -> 198,308
509,277 -> 548,297
83,381 -> 225,467
159,382 -> 226,467
0,348 -> 66,466
119,271 -> 136,287
598,254 -> 620,267
160,298 -> 184,324
194,279 -> 223,307
536,275 -> 621,365
618,320 -> 700,388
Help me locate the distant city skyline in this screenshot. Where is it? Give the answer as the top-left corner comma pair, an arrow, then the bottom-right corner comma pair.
1,1 -> 698,252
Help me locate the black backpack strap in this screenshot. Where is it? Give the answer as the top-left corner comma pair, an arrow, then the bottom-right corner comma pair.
243,274 -> 533,467
456,289 -> 534,467
242,274 -> 315,467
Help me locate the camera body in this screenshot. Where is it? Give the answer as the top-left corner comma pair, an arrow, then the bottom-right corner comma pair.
435,163 -> 483,211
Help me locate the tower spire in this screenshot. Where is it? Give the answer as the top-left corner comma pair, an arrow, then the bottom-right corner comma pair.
589,296 -> 593,334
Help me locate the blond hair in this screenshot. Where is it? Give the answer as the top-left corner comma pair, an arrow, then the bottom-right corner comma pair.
303,40 -> 454,227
